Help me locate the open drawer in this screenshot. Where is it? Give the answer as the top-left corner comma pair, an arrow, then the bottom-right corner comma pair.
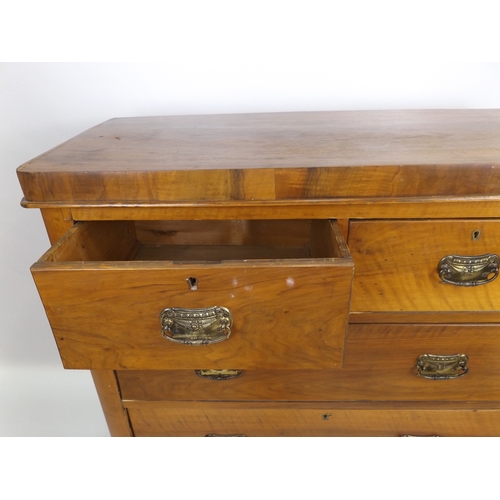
31,219 -> 353,370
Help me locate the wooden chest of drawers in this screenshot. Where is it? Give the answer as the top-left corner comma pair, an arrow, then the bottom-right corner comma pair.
17,109 -> 500,436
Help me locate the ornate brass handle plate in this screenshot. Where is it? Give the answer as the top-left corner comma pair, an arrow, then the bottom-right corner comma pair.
160,306 -> 233,345
195,369 -> 242,380
416,354 -> 469,380
401,435 -> 440,437
205,434 -> 247,437
438,253 -> 499,286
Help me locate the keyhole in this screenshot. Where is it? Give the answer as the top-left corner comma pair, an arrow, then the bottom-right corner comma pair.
187,277 -> 198,290
472,230 -> 481,241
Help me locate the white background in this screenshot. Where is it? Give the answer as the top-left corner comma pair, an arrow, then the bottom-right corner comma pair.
1,1 -> 500,497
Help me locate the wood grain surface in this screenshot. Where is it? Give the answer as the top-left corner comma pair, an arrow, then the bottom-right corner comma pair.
31,220 -> 353,370
91,370 -> 132,437
17,110 -> 500,203
117,323 -> 500,402
349,219 -> 500,312
128,403 -> 500,436
55,196 -> 500,221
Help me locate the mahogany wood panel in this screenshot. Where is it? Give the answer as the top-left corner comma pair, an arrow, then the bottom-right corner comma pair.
32,265 -> 352,370
128,404 -> 500,436
17,110 -> 500,204
38,220 -> 137,263
40,210 -> 134,436
337,219 -> 349,241
118,324 -> 500,402
124,400 -> 500,410
40,208 -> 74,244
349,219 -> 500,312
134,219 -> 315,247
91,370 -> 132,437
31,221 -> 353,370
273,165 -> 500,199
62,197 -> 500,221
350,311 -> 500,323
134,245 -> 310,261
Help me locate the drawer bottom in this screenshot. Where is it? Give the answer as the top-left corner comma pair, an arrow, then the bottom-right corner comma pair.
127,403 -> 500,437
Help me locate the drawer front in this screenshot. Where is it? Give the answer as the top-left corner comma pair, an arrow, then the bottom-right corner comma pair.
349,220 -> 500,312
127,403 -> 500,436
118,324 -> 500,402
31,220 -> 353,370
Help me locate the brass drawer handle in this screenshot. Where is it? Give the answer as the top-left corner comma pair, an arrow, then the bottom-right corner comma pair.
416,354 -> 469,380
160,306 -> 233,345
401,435 -> 440,437
195,369 -> 242,380
438,253 -> 499,286
206,434 -> 246,437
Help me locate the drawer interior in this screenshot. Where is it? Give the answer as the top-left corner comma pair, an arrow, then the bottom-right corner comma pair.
32,218 -> 353,370
40,219 -> 350,263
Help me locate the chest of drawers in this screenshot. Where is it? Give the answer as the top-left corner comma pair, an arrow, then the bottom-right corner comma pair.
17,109 -> 500,436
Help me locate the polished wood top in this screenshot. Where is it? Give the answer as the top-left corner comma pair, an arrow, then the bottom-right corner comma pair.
17,109 -> 500,204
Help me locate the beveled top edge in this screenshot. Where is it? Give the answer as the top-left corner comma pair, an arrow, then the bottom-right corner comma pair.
16,110 -> 500,204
